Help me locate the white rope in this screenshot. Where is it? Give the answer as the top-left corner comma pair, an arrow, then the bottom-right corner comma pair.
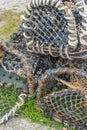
0,93 -> 27,125
64,8 -> 78,48
75,0 -> 87,46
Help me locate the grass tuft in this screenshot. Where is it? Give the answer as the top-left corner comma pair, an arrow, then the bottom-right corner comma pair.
0,86 -> 17,115
0,10 -> 21,40
18,98 -> 62,129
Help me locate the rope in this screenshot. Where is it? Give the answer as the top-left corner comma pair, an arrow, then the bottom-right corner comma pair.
74,0 -> 87,46
0,93 -> 27,125
22,0 -> 87,60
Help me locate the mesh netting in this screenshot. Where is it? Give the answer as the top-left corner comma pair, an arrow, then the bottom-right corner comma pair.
44,89 -> 87,127
23,5 -> 73,58
23,0 -> 87,59
36,60 -> 87,128
1,52 -> 26,77
70,74 -> 87,92
69,60 -> 87,93
24,6 -> 68,46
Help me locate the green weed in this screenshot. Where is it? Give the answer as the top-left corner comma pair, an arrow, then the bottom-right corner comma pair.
0,10 -> 21,40
19,98 -> 62,130
0,86 -> 17,115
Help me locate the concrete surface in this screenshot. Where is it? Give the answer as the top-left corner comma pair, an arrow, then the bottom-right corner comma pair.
0,117 -> 55,130
0,0 -> 29,12
0,117 -> 56,130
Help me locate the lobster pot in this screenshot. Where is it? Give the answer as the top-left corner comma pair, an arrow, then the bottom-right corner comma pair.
43,90 -> 87,128
22,0 -> 80,57
23,6 -> 68,49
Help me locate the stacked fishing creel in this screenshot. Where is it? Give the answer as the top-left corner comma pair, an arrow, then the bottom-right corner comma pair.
36,65 -> 87,129
22,0 -> 87,129
0,0 -> 87,129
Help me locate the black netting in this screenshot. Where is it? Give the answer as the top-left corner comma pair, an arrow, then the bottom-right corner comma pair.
1,52 -> 26,77
25,6 -> 68,46
23,5 -> 71,57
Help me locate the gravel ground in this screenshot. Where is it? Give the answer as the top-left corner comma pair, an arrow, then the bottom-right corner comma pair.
0,0 -> 57,130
